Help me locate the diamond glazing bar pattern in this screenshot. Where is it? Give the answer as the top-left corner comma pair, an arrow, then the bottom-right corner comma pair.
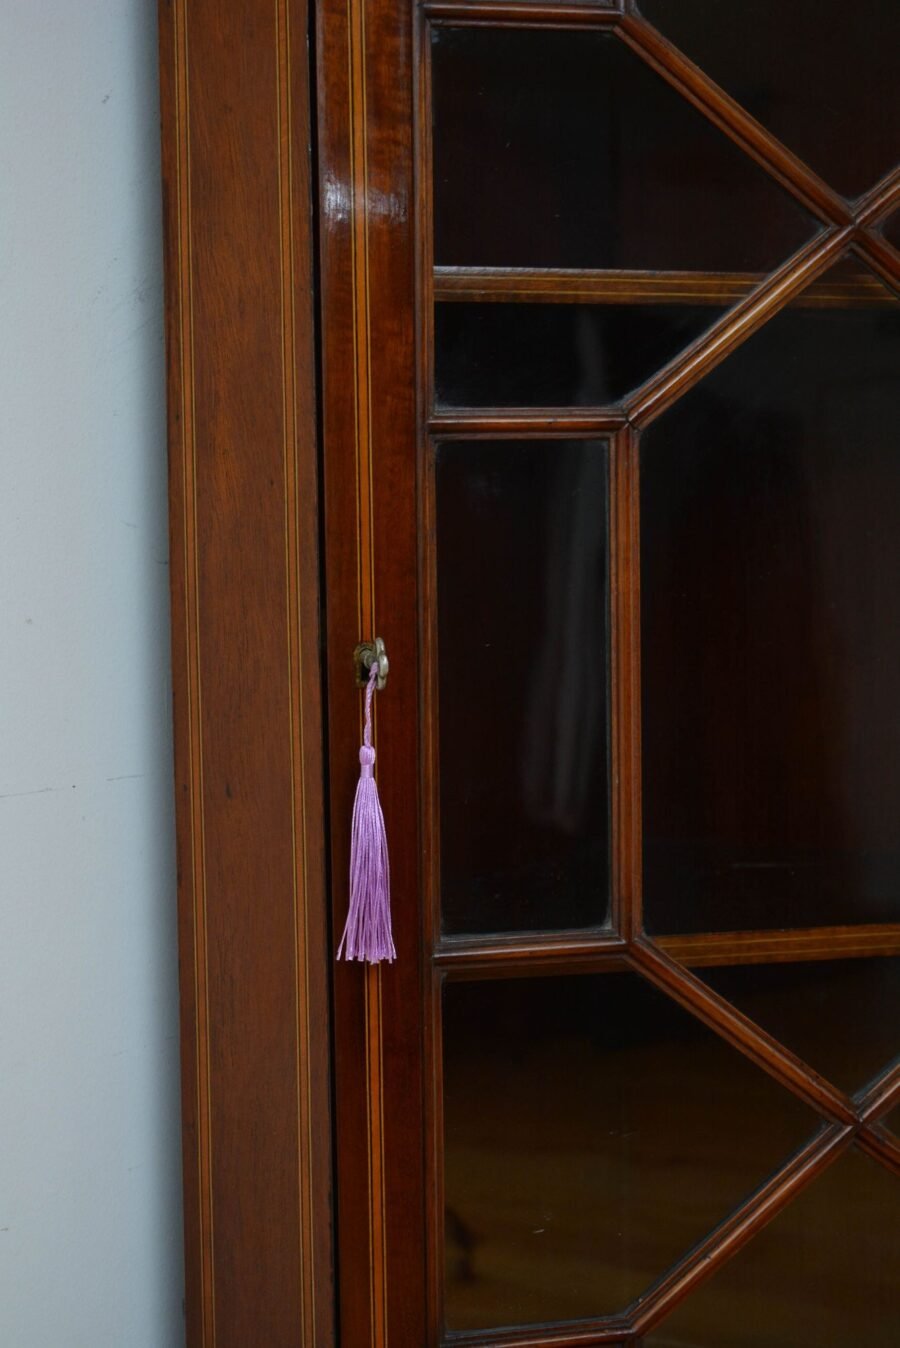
425,3 -> 900,1343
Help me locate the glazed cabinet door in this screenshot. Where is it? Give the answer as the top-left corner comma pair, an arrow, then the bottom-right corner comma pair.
318,2 -> 900,1345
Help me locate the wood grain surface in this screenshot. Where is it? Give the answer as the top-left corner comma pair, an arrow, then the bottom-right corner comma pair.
158,2 -> 333,1343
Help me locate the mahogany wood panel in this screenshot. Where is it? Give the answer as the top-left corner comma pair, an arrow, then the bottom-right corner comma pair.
158,2 -> 333,1344
425,1 -> 624,25
428,410 -> 630,436
434,267 -> 896,307
658,925 -> 900,968
429,924 -> 900,980
318,0 -> 427,1344
611,426 -> 642,942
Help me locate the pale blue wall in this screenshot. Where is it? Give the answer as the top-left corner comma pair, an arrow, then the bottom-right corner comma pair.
0,3 -> 184,1343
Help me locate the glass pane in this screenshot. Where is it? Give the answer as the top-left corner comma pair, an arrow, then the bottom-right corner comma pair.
642,260 -> 900,934
887,1105 -> 900,1139
644,1150 -> 900,1347
475,0 -> 618,5
443,971 -> 817,1331
882,211 -> 900,251
434,302 -> 727,408
437,441 -> 609,935
432,28 -> 818,271
699,957 -> 900,1094
640,0 -> 900,199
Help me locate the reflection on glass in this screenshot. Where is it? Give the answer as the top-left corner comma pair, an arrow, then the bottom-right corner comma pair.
437,441 -> 609,935
432,28 -> 817,270
443,972 -> 817,1331
700,958 -> 900,1094
434,302 -> 727,408
640,0 -> 900,199
642,260 -> 900,933
644,1150 -> 900,1347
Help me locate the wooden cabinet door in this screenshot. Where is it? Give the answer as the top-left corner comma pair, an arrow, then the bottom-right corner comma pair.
318,2 -> 900,1345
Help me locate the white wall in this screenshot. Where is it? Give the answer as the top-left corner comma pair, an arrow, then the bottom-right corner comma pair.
0,3 -> 184,1345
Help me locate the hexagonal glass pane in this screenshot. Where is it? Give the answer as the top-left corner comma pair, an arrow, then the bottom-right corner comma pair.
442,970 -> 818,1331
639,0 -> 900,199
432,27 -> 819,271
644,1150 -> 900,1347
642,259 -> 900,934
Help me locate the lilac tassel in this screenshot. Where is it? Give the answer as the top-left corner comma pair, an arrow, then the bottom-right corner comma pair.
337,661 -> 396,964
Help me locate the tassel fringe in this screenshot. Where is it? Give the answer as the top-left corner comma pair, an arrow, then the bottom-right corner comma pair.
337,663 -> 396,964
